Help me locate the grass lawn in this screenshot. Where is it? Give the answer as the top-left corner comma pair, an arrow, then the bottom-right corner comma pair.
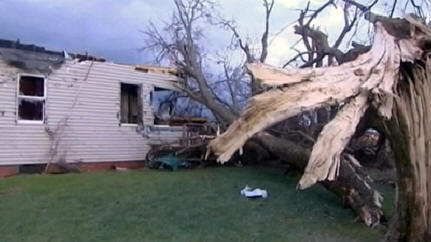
0,166 -> 394,242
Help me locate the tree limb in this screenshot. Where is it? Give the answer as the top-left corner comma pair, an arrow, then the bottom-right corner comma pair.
259,0 -> 274,63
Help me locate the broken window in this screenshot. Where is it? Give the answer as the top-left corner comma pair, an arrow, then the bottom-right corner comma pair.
17,75 -> 45,122
120,83 -> 141,124
150,87 -> 212,125
150,87 -> 175,125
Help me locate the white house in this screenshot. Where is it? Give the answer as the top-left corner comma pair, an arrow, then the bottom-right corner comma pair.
0,39 -> 187,176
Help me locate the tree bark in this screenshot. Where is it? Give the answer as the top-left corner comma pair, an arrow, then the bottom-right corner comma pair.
384,61 -> 431,242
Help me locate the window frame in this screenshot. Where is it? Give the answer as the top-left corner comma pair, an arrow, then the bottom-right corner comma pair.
150,85 -> 177,127
16,73 -> 46,124
119,82 -> 142,126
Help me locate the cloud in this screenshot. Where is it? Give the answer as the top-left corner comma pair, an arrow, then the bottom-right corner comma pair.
266,26 -> 299,66
0,0 -> 169,64
277,0 -> 303,8
0,0 -> 365,66
278,0 -> 330,9
313,4 -> 346,44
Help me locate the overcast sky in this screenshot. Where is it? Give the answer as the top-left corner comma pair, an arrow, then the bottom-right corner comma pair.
0,0 -> 413,66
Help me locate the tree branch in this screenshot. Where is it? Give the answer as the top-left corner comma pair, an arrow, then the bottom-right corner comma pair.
259,0 -> 274,63
390,0 -> 398,18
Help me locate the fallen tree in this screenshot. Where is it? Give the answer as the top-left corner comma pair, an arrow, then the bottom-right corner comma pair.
144,0 -> 396,228
208,16 -> 431,241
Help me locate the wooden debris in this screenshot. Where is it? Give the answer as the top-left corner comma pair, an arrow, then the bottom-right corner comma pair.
209,22 -> 407,183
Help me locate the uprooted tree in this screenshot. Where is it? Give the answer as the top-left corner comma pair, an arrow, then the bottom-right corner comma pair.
144,0 -> 390,227
208,13 -> 431,242
144,0 -> 430,240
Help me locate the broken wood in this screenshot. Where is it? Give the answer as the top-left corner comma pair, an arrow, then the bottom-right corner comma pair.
299,92 -> 369,189
210,20 -> 404,166
384,60 -> 431,241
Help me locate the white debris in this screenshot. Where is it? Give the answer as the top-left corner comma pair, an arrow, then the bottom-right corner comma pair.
240,185 -> 268,198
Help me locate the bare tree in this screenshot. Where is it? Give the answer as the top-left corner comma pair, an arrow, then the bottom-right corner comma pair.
218,0 -> 274,94
143,0 -> 244,126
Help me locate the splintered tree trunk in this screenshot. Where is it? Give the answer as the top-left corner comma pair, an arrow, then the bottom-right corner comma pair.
384,61 -> 431,242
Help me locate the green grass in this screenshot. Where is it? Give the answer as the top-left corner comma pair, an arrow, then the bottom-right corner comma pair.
0,167 -> 394,242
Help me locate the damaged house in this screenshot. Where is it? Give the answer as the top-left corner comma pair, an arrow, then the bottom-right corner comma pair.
0,39 -> 202,176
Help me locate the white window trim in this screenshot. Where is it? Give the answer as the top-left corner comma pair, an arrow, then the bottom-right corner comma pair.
16,73 -> 46,124
119,82 -> 142,125
120,123 -> 138,127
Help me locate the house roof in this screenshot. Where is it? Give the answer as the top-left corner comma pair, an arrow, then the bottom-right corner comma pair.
0,38 -> 107,73
0,45 -> 64,73
0,38 -> 106,62
0,39 -> 179,75
0,39 -> 63,56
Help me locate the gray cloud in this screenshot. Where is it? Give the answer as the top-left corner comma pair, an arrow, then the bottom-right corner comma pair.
0,0 -> 173,64
0,0 -> 387,66
0,0 -> 298,65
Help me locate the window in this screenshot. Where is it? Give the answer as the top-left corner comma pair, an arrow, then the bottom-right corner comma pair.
120,83 -> 141,124
150,87 -> 175,125
17,74 -> 45,122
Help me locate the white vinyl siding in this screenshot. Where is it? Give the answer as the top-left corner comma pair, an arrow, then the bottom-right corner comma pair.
0,59 -> 183,165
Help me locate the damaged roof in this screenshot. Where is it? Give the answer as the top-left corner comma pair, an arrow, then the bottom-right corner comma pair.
0,39 -> 105,73
0,39 -> 65,73
0,39 -> 179,76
